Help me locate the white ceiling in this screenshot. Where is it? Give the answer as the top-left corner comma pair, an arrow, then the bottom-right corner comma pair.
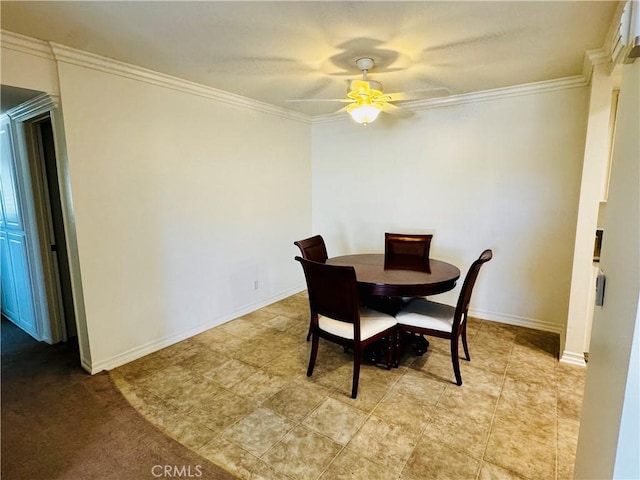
1,1 -> 618,116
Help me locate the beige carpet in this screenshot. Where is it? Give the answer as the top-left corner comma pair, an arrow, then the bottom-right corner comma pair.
1,317 -> 238,480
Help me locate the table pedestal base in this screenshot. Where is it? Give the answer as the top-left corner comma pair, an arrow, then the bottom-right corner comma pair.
393,332 -> 430,367
413,334 -> 430,356
362,295 -> 405,316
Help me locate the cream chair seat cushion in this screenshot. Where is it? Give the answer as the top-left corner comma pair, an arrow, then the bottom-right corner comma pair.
319,307 -> 396,340
396,298 -> 455,333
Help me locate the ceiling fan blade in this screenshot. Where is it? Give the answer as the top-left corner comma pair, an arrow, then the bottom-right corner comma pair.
286,98 -> 353,103
213,55 -> 313,75
422,31 -> 513,54
380,102 -> 414,119
385,88 -> 450,102
329,67 -> 405,77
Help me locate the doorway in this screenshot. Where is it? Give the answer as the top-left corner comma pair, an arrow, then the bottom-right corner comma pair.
1,91 -> 91,371
30,115 -> 77,339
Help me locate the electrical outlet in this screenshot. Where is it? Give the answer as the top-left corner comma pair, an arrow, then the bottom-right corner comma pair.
253,280 -> 259,290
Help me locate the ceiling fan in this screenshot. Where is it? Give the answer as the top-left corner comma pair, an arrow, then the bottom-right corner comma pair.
289,57 -> 449,125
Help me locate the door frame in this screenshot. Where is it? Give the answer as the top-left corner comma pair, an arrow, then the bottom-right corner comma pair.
7,93 -> 92,372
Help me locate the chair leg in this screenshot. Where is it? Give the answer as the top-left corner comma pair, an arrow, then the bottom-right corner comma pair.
393,329 -> 401,368
352,346 -> 362,399
451,338 -> 462,386
385,335 -> 393,370
461,324 -> 471,361
306,319 -> 312,342
307,334 -> 319,377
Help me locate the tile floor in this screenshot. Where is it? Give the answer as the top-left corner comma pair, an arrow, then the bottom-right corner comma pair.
111,292 -> 586,480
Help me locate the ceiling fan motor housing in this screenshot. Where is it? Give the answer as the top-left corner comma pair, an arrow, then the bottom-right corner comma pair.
347,79 -> 383,94
349,57 -> 383,95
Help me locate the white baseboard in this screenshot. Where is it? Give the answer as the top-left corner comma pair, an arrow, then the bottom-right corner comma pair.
560,350 -> 588,367
80,356 -> 93,374
90,292 -> 566,374
469,307 -> 564,334
89,285 -> 305,374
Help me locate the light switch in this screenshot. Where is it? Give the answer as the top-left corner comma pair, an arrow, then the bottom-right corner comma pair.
595,270 -> 606,306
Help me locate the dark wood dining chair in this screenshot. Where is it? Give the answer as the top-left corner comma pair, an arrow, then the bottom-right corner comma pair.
295,256 -> 397,399
396,249 -> 492,386
294,235 -> 328,264
295,235 -> 329,341
384,233 -> 433,272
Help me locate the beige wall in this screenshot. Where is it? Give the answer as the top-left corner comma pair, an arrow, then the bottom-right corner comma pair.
0,31 -> 595,368
4,27 -> 637,478
56,62 -> 311,370
574,60 -> 640,479
563,63 -> 615,365
312,86 -> 589,332
2,41 -> 312,371
0,43 -> 59,94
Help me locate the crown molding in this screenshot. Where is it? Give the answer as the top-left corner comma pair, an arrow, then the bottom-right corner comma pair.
3,15 -> 621,127
2,30 -> 309,123
1,30 -> 54,60
605,1 -> 629,51
408,76 -> 588,111
582,48 -> 613,83
581,1 -> 629,81
48,42 -> 310,124
5,93 -> 60,121
312,75 -> 588,125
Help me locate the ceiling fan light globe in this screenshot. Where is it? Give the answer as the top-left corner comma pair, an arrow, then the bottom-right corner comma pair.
346,102 -> 383,125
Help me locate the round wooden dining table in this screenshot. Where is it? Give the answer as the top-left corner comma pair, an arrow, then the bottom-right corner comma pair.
327,253 -> 460,365
326,253 -> 460,297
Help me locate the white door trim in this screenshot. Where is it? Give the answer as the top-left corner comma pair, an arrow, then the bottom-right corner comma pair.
6,93 -> 92,372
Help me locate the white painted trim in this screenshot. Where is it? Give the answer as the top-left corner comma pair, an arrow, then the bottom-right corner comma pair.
5,93 -> 59,121
607,1 -> 633,66
580,2 -> 628,83
48,106 -> 93,372
583,49 -> 613,83
407,76 -> 587,110
96,285 -> 304,374
560,350 -> 588,367
47,42 -> 310,124
469,307 -> 564,334
80,356 -> 93,374
6,95 -> 93,370
312,76 -> 588,125
2,28 -> 592,128
1,28 -> 606,128
605,2 -> 630,54
2,29 -> 309,123
1,30 -> 54,60
94,287 -> 561,373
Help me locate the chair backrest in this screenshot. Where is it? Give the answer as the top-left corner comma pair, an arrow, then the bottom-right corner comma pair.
384,233 -> 433,272
295,256 -> 360,327
454,249 -> 492,330
294,235 -> 328,263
